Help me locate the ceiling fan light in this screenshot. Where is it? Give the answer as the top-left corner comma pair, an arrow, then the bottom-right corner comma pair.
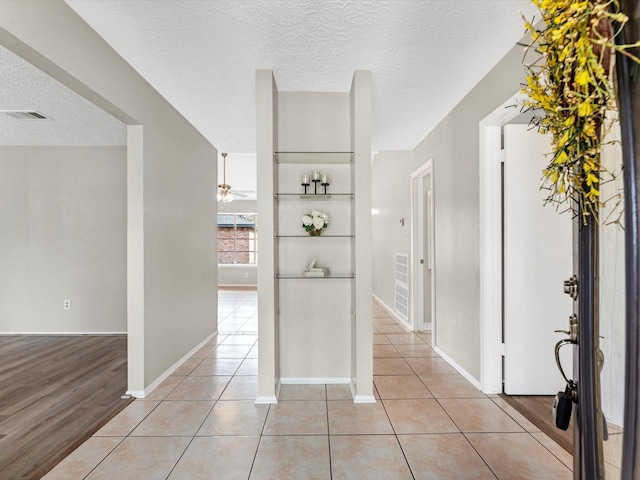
217,152 -> 234,203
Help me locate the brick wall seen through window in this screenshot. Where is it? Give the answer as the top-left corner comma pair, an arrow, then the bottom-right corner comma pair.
217,214 -> 257,265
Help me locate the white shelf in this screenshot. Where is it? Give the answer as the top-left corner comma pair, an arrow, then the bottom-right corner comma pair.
277,273 -> 354,279
275,234 -> 354,238
275,193 -> 354,200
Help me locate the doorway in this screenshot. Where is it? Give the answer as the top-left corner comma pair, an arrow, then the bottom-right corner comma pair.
411,159 -> 435,333
479,91 -> 573,393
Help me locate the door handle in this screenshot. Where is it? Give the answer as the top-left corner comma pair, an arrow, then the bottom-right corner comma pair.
419,259 -> 424,264
554,313 -> 578,343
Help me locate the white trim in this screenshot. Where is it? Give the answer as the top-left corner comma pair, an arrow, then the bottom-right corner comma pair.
254,380 -> 281,404
0,332 -> 127,335
126,331 -> 218,398
478,91 -> 526,394
410,159 -> 435,335
349,380 -> 377,403
280,377 -> 351,384
373,294 -> 412,332
255,396 -> 278,404
433,346 -> 482,390
218,264 -> 258,269
353,394 -> 376,403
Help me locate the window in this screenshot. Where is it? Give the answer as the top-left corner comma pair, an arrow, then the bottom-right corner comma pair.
217,214 -> 257,265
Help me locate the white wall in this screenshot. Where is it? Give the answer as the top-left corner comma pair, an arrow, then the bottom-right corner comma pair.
371,150 -> 412,310
0,1 -> 218,393
0,145 -> 126,333
219,266 -> 257,285
372,44 -> 527,381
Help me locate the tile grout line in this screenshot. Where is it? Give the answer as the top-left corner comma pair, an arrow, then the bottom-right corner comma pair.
374,355 -> 417,480
81,436 -> 127,480
486,396 -> 573,470
325,384 -> 333,480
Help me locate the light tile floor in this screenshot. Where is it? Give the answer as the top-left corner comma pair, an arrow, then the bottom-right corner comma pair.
45,289 -> 574,479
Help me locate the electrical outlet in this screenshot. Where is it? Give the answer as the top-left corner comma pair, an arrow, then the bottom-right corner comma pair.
244,272 -> 249,278
64,299 -> 71,310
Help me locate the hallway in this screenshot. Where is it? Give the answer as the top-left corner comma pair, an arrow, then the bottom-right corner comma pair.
44,289 -> 572,479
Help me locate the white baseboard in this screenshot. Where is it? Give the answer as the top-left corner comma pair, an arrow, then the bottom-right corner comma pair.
255,380 -> 280,404
255,396 -> 278,404
0,331 -> 127,335
353,395 -> 376,403
433,346 -> 483,391
280,377 -> 350,384
372,294 -> 412,332
423,322 -> 433,331
128,331 -> 218,399
348,380 -> 377,403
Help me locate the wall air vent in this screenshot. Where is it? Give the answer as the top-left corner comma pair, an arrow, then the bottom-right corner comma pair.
2,110 -> 49,120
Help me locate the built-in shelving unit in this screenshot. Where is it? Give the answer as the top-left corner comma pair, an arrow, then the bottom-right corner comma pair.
274,151 -> 354,281
256,69 -> 373,404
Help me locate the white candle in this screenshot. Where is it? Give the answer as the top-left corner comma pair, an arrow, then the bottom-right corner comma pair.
312,170 -> 320,181
302,174 -> 309,184
321,173 -> 328,184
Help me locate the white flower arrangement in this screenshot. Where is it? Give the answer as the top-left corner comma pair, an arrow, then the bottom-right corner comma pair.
302,210 -> 329,235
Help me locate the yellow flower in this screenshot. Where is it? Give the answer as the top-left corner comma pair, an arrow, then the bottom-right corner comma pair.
578,100 -> 593,117
558,131 -> 570,148
586,172 -> 599,186
555,150 -> 569,164
583,122 -> 596,138
575,70 -> 591,86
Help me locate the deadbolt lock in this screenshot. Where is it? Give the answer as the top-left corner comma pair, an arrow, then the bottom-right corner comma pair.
563,275 -> 578,300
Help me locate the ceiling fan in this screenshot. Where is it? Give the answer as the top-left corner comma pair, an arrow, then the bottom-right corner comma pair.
217,152 -> 252,202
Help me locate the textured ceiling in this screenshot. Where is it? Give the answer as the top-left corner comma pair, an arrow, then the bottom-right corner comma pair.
64,0 -> 537,153
0,46 -> 126,146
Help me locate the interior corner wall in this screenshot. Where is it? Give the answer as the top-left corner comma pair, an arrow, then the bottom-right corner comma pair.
371,150 -> 413,311
0,146 -> 126,333
0,1 -> 218,392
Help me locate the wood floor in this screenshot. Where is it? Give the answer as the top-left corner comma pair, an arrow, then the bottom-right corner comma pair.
0,335 -> 131,479
501,394 -> 574,453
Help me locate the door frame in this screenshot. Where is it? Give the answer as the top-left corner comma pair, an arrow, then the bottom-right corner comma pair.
410,159 -> 435,332
478,91 -> 527,393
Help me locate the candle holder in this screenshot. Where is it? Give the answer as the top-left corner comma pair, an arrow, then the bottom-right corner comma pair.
321,181 -> 330,195
301,181 -> 310,195
312,179 -> 320,194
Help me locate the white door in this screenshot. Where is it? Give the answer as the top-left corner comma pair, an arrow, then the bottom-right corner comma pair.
411,161 -> 434,332
503,124 -> 573,395
422,173 -> 433,329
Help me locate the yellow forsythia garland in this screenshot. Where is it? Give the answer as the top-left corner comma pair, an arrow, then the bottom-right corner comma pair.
522,0 -> 640,221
